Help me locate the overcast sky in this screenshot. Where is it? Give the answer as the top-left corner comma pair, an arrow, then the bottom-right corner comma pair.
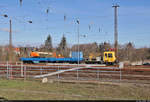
0,0 -> 150,48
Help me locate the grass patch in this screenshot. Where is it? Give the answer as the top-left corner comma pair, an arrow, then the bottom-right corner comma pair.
0,79 -> 150,100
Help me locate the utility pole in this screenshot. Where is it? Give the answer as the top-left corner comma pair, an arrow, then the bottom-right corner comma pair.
77,19 -> 80,66
112,4 -> 119,63
9,19 -> 13,63
77,19 -> 80,80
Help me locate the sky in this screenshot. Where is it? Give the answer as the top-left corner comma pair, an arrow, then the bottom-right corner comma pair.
0,0 -> 150,48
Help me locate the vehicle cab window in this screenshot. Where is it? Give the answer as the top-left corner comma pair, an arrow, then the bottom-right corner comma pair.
108,53 -> 112,58
105,53 -> 107,58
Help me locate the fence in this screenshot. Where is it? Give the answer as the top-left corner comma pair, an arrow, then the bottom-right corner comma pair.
0,62 -> 150,82
0,62 -> 122,81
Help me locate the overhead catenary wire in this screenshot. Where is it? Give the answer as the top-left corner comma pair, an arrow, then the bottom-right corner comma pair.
99,27 -> 101,32
19,0 -> 23,7
64,14 -> 66,21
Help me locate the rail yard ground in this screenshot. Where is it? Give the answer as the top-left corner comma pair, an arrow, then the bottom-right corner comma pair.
0,63 -> 150,100
0,79 -> 150,100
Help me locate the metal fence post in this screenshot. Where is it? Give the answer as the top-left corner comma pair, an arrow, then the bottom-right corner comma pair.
120,67 -> 122,81
119,62 -> 124,81
24,66 -> 26,80
77,69 -> 79,80
21,62 -> 23,77
40,67 -> 42,75
10,64 -> 13,79
58,66 -> 60,79
6,61 -> 9,79
97,68 -> 100,80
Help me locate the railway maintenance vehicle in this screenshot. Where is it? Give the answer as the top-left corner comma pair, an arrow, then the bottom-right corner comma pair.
20,50 -> 116,65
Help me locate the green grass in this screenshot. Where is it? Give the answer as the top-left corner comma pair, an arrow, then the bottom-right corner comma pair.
0,79 -> 150,100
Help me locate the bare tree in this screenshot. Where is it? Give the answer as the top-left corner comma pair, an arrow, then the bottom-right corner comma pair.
72,42 -> 101,58
135,47 -> 149,63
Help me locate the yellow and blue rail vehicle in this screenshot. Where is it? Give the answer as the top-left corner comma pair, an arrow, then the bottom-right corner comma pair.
20,51 -> 116,65
103,51 -> 116,65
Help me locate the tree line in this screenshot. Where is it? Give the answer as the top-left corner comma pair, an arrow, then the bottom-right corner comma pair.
0,34 -> 150,63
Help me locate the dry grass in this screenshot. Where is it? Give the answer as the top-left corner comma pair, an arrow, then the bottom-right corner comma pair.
0,78 -> 150,100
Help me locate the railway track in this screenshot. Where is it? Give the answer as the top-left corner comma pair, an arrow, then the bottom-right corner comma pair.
0,63 -> 150,82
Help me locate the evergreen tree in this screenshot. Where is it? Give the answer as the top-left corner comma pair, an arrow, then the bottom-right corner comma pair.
58,34 -> 67,51
44,34 -> 53,52
57,35 -> 68,57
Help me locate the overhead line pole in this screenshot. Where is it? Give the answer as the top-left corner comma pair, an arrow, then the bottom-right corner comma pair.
112,4 -> 119,63
2,14 -> 32,63
77,19 -> 80,80
9,19 -> 13,63
77,21 -> 79,66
